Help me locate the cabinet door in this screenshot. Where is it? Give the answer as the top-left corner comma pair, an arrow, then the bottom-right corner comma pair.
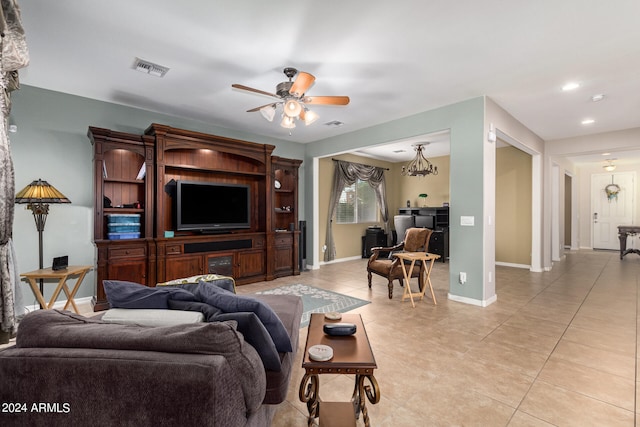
237,250 -> 265,279
164,255 -> 203,281
107,259 -> 147,285
206,253 -> 234,276
274,246 -> 293,273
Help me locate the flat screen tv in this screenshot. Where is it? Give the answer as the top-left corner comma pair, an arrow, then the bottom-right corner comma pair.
175,181 -> 250,232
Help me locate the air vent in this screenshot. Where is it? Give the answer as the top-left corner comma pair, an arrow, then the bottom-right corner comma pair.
133,58 -> 170,77
324,120 -> 344,127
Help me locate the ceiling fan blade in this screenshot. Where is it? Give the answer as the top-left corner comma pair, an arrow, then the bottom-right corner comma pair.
289,72 -> 316,97
246,102 -> 280,113
232,84 -> 280,99
302,96 -> 350,105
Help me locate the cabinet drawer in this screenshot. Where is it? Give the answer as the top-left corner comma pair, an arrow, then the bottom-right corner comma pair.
165,244 -> 183,255
275,234 -> 293,246
108,246 -> 146,259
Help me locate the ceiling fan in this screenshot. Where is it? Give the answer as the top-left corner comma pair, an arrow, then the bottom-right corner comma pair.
232,67 -> 350,129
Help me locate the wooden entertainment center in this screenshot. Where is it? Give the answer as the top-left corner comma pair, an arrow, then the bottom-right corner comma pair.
89,124 -> 302,311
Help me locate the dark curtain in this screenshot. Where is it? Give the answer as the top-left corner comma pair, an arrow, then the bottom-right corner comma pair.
324,160 -> 390,262
0,0 -> 28,340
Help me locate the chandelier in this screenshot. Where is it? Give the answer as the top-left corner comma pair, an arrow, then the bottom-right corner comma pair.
401,144 -> 438,176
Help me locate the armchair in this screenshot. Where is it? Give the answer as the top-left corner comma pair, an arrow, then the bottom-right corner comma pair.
367,227 -> 433,298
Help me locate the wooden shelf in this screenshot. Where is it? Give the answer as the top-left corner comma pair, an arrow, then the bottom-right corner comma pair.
104,178 -> 145,184
104,208 -> 145,214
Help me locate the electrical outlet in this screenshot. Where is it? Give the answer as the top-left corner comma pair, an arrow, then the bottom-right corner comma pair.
459,272 -> 467,284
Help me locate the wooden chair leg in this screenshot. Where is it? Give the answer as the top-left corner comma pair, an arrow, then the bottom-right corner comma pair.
367,271 -> 372,288
387,280 -> 393,299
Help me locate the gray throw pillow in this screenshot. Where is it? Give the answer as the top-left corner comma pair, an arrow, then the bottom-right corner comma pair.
213,312 -> 281,371
167,300 -> 222,321
104,280 -> 195,309
195,280 -> 293,353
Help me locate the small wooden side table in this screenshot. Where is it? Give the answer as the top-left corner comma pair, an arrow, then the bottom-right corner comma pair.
393,251 -> 440,307
21,265 -> 92,314
299,313 -> 380,427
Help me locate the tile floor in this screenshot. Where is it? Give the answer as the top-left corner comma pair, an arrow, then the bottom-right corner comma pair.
4,249 -> 638,426
242,250 -> 638,426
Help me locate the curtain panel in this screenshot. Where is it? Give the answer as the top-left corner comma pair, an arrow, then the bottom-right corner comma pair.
0,0 -> 28,340
324,160 -> 390,262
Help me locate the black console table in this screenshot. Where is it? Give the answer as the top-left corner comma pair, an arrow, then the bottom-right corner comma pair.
618,225 -> 640,259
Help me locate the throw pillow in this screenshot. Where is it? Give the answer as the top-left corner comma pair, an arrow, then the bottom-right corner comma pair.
102,308 -> 204,327
156,274 -> 236,293
213,312 -> 281,371
195,280 -> 293,353
167,299 -> 222,321
103,280 -> 195,309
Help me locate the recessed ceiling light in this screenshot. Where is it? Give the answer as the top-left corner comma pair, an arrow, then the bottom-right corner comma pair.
591,94 -> 605,102
581,119 -> 595,125
601,152 -> 611,156
562,82 -> 580,91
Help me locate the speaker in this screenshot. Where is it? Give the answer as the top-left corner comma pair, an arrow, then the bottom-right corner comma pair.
184,239 -> 252,254
299,220 -> 307,271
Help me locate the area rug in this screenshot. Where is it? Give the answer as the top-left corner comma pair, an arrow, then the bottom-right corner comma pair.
256,284 -> 370,328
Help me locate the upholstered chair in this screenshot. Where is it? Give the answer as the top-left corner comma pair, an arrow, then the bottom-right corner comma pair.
367,227 -> 433,298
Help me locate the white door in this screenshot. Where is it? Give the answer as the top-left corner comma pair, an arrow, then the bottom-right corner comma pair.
592,172 -> 635,249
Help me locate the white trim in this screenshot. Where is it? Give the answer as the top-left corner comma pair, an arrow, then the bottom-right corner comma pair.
319,255 -> 363,266
495,261 -> 530,269
448,293 -> 497,307
23,296 -> 93,314
551,163 -> 561,261
495,129 -> 543,272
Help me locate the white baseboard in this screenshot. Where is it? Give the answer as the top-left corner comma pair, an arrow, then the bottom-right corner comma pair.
319,255 -> 363,266
495,261 -> 530,269
448,293 -> 497,307
23,296 -> 93,314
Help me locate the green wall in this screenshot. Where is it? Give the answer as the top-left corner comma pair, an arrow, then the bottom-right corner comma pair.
304,97 -> 487,302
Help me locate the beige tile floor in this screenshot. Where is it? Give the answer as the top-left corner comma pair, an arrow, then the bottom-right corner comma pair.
5,249 -> 639,426
243,250 -> 639,426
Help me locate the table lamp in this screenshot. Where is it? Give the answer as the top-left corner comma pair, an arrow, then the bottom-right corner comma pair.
15,179 -> 71,306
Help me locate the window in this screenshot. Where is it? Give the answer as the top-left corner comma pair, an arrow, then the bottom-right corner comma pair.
336,179 -> 378,224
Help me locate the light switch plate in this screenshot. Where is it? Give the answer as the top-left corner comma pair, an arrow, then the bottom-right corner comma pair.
460,216 -> 475,226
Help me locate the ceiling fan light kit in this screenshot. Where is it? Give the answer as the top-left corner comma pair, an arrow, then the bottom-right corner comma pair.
401,144 -> 439,177
284,99 -> 302,118
603,159 -> 617,172
259,104 -> 276,122
232,67 -> 349,131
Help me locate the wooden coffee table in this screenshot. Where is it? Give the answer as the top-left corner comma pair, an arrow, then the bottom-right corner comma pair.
299,313 -> 380,427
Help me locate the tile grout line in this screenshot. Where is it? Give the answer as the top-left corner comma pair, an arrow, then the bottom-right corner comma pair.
506,255 -> 613,423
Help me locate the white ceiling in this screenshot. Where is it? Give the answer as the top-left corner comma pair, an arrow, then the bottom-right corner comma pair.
17,1 -> 640,165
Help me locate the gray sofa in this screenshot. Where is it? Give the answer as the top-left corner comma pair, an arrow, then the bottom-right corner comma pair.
0,294 -> 302,427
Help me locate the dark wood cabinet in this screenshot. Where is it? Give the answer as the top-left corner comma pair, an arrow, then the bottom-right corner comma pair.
90,124 -> 302,310
89,128 -> 155,310
271,156 -> 302,277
